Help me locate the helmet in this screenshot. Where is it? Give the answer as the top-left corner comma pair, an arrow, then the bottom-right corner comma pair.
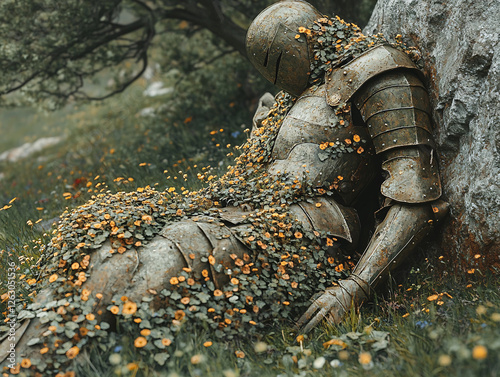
246,1 -> 322,97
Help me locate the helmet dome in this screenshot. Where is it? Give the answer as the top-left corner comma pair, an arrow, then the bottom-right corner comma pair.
246,1 -> 322,97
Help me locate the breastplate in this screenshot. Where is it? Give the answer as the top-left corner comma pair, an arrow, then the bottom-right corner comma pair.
267,84 -> 376,205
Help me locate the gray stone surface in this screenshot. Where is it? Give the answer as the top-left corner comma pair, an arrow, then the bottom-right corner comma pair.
365,0 -> 500,265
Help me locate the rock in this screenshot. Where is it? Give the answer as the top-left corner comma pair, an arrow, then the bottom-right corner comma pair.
143,82 -> 174,97
365,0 -> 500,268
0,136 -> 63,163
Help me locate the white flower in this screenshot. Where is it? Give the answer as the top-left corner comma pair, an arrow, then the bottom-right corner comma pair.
313,356 -> 326,369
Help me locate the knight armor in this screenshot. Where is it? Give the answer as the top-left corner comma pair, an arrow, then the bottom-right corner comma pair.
0,1 -> 449,366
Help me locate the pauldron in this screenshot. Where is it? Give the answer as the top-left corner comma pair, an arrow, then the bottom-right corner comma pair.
327,45 -> 441,203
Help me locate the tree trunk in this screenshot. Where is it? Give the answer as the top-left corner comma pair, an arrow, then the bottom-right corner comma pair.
364,0 -> 500,271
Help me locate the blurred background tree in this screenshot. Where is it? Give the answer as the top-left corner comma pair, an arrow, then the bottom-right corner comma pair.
0,0 -> 376,109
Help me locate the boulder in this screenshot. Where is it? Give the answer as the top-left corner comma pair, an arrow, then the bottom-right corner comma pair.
365,0 -> 500,270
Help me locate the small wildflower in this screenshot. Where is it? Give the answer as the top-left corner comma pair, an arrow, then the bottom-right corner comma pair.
472,345 -> 487,360
134,336 -> 147,348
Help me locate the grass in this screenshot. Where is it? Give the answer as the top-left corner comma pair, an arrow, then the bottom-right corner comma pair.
0,55 -> 499,377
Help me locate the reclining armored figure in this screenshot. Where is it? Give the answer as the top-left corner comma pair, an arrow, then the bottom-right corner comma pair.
1,0 -> 446,373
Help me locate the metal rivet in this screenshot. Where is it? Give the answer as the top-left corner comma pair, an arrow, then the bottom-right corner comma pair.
343,71 -> 347,75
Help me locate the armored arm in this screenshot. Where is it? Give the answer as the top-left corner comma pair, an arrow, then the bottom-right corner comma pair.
298,61 -> 447,332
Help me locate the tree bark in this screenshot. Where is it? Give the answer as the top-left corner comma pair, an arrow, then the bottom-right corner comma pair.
364,0 -> 500,271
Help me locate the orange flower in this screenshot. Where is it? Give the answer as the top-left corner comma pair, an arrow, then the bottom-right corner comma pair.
71,262 -> 79,270
85,313 -> 95,321
174,310 -> 186,320
203,341 -> 213,347
66,346 -> 80,359
170,276 -> 179,285
230,278 -> 239,285
40,347 -> 49,354
134,318 -> 142,323
49,274 -> 58,283
214,289 -> 223,297
110,306 -> 120,314
344,138 -> 352,145
294,231 -> 303,239
323,338 -> 347,349
140,329 -> 151,336
472,345 -> 488,360
326,238 -> 334,246
358,352 -> 372,365
208,255 -> 216,265
187,278 -> 195,286
127,363 -> 139,371
20,358 -> 31,368
122,301 -> 137,315
134,336 -> 147,348
202,269 -> 209,277
427,294 -> 439,301
96,293 -> 103,299
161,338 -> 172,346
353,134 -> 361,142
80,327 -> 89,336
181,297 -> 190,305
357,146 -> 364,154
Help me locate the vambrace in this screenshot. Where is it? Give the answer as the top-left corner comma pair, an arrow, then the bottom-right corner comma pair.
349,203 -> 435,296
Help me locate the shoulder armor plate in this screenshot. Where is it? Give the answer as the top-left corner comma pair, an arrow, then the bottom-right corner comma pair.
325,44 -> 420,106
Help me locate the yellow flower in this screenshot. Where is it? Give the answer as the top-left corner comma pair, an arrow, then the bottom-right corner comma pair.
134,336 -> 147,348
191,354 -> 203,364
472,345 -> 487,360
358,352 -> 371,365
438,354 -> 452,366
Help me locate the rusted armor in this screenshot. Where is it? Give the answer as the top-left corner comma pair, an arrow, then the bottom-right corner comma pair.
244,0 -> 446,331
295,44 -> 447,331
